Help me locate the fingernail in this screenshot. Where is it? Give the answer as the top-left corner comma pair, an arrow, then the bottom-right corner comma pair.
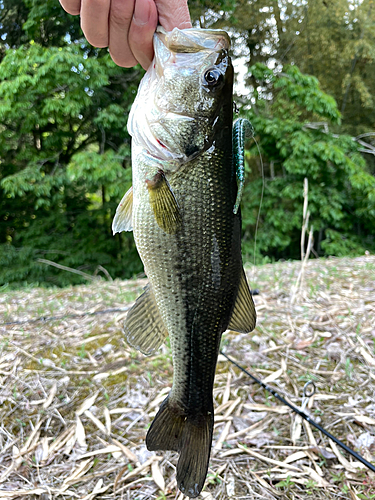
133,0 -> 151,26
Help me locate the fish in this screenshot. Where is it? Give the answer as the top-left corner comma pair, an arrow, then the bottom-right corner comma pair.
112,27 -> 256,498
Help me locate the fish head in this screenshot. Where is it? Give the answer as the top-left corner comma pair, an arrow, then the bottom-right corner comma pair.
128,28 -> 233,166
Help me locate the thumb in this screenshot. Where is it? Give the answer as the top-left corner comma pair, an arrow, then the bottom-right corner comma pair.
155,0 -> 192,31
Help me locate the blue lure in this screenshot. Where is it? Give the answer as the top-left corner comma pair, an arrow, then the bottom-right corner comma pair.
232,118 -> 255,214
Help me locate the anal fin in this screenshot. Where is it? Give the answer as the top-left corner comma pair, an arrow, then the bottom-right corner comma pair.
228,269 -> 256,333
112,186 -> 133,234
123,284 -> 167,355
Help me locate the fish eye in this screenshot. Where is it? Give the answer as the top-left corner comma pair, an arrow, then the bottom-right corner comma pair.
203,68 -> 224,89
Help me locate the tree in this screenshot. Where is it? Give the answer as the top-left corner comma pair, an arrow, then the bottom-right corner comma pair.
0,0 -> 143,287
189,0 -> 375,137
279,0 -> 375,136
1,0 -> 374,288
241,63 -> 375,262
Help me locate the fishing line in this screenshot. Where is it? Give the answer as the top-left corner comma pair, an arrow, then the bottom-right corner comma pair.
251,135 -> 265,269
220,350 -> 375,474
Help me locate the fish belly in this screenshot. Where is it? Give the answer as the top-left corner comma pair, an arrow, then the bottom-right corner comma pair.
133,148 -> 240,412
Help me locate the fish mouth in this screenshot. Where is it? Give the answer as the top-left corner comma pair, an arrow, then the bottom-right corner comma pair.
155,26 -> 230,54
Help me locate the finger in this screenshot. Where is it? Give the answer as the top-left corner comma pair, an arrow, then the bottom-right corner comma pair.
155,0 -> 191,31
129,0 -> 158,70
59,0 -> 81,15
109,0 -> 138,67
80,0 -> 111,48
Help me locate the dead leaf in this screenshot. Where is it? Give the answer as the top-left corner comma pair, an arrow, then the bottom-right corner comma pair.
76,391 -> 99,416
111,438 -> 140,464
152,461 -> 165,491
294,339 -> 314,350
262,368 -> 284,384
42,383 -> 57,409
291,414 -> 302,445
62,458 -> 94,488
244,403 -> 289,414
249,470 -> 283,496
212,421 -> 232,455
283,450 -> 308,463
77,445 -> 121,459
84,409 -> 107,434
223,397 -> 241,417
104,407 -> 111,435
330,441 -> 366,472
80,478 -> 110,500
75,415 -> 87,450
309,446 -> 336,460
301,466 -> 332,487
222,372 -> 231,405
237,444 -> 301,472
354,415 -> 375,425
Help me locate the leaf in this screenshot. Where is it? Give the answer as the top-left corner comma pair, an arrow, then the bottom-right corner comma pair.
151,461 -> 165,492
76,391 -> 99,416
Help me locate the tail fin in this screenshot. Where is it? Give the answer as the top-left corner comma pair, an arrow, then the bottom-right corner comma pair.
146,397 -> 213,498
177,415 -> 213,498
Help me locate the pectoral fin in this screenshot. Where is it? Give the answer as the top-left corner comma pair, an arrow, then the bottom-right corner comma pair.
228,269 -> 256,333
146,171 -> 182,234
123,284 -> 168,355
112,186 -> 133,234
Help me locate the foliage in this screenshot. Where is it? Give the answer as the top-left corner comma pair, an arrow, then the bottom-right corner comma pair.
190,0 -> 375,140
279,0 -> 375,137
0,0 -> 143,287
241,63 -> 375,263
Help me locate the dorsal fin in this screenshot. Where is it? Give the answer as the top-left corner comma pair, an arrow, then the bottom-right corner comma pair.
228,269 -> 256,333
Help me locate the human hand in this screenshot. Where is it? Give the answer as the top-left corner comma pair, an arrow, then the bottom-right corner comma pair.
59,0 -> 192,70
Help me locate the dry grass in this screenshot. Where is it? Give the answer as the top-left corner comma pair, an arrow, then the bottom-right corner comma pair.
0,255 -> 375,499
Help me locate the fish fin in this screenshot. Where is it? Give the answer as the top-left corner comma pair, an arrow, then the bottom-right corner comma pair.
146,398 -> 185,452
177,414 -> 213,498
147,398 -> 213,499
228,269 -> 257,333
146,171 -> 182,234
123,284 -> 167,355
112,186 -> 133,234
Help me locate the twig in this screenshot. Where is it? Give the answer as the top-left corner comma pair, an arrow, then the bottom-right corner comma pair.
37,259 -> 99,281
291,178 -> 314,304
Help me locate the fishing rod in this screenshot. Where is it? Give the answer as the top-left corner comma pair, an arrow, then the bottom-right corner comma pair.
220,350 -> 375,474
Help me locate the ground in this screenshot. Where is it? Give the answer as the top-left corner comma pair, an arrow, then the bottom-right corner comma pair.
0,255 -> 375,500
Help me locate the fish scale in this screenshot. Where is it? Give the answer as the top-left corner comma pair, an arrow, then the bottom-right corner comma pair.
134,147 -> 239,408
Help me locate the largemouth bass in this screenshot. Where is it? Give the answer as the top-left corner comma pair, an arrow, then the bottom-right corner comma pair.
113,27 -> 256,498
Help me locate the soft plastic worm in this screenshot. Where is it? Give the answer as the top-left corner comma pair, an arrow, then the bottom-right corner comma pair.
232,118 -> 255,214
